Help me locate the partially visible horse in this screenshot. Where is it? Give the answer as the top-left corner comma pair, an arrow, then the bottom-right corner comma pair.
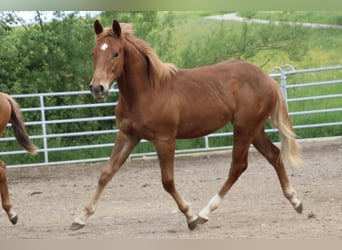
0,92 -> 37,225
71,20 -> 303,231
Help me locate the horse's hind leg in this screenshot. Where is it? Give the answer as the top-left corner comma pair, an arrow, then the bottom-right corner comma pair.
252,129 -> 303,213
0,160 -> 18,225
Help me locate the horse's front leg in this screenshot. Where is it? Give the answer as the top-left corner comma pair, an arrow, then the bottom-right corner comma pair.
154,138 -> 198,230
70,131 -> 140,230
0,160 -> 18,225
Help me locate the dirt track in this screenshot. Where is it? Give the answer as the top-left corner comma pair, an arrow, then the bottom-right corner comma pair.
1,137 -> 341,239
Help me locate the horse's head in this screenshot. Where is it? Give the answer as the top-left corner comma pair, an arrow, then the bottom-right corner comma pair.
89,20 -> 124,99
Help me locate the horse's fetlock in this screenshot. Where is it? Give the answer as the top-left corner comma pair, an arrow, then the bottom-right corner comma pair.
2,202 -> 12,212
85,205 -> 95,215
284,186 -> 296,200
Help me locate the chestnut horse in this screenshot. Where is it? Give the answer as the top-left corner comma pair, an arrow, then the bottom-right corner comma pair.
0,92 -> 37,225
71,20 -> 303,231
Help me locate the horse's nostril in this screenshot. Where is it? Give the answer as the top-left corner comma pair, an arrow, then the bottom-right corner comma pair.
90,84 -> 105,95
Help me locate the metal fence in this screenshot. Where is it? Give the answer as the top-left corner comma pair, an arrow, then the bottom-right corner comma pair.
1,65 -> 341,168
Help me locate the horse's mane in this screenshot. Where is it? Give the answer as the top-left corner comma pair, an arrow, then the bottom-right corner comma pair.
100,24 -> 178,88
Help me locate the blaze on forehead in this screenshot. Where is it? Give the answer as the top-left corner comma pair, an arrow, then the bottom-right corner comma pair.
100,43 -> 108,51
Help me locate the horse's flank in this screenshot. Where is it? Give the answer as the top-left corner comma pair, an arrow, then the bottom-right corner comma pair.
0,92 -> 37,155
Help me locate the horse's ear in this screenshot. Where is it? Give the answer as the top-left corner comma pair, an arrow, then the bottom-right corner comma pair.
94,20 -> 103,35
112,20 -> 121,37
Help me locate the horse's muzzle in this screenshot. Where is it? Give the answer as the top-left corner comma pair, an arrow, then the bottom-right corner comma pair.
89,83 -> 108,99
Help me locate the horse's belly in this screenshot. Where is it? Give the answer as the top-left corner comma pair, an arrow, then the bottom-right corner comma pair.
176,110 -> 232,139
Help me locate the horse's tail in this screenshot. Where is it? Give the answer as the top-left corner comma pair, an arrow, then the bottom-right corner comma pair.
271,86 -> 303,168
7,94 -> 37,155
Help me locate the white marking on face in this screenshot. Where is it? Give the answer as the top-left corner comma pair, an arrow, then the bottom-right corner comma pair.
100,43 -> 108,51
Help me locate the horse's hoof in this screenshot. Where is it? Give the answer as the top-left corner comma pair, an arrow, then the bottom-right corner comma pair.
188,220 -> 198,231
295,202 -> 303,214
70,222 -> 85,231
196,216 -> 208,225
10,215 -> 18,225
187,216 -> 208,231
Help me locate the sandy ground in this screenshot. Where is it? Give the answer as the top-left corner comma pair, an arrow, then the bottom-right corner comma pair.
0,137 -> 341,239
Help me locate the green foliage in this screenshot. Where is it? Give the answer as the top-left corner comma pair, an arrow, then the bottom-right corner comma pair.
0,13 -> 94,95
169,13 -> 315,69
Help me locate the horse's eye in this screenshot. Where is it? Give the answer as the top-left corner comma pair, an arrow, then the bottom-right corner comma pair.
113,53 -> 120,59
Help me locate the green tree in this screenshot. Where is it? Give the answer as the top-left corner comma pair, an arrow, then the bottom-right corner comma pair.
180,17 -> 311,68
0,12 -> 115,143
96,11 -> 176,62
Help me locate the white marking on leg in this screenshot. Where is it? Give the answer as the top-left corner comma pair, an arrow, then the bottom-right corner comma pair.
285,186 -> 301,208
100,43 -> 108,51
183,202 -> 198,223
198,194 -> 222,220
73,186 -> 102,226
73,204 -> 94,226
8,209 -> 17,221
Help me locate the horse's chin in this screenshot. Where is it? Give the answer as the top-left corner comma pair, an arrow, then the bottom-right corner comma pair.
91,91 -> 109,101
92,95 -> 106,101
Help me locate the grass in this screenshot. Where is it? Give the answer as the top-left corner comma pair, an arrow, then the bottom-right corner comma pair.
238,11 -> 342,25
161,11 -> 342,66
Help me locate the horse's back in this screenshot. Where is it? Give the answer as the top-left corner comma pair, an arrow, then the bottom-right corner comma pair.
175,60 -> 276,93
173,60 -> 278,112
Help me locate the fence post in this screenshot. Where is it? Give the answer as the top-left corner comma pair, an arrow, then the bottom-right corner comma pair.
271,65 -> 294,109
279,67 -> 289,108
39,95 -> 49,163
281,64 -> 296,109
204,135 -> 209,150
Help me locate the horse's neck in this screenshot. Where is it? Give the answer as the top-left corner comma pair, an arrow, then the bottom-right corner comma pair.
117,42 -> 152,107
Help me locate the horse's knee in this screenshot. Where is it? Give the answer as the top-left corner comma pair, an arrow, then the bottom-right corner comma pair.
98,169 -> 113,186
162,179 -> 175,193
229,161 -> 248,180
